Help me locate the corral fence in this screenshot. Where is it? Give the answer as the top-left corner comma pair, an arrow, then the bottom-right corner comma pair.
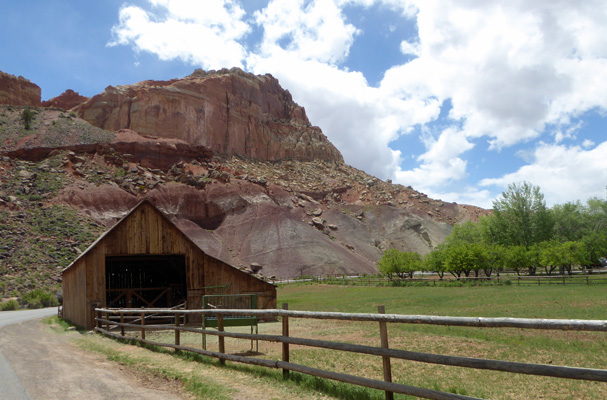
276,272 -> 607,287
95,305 -> 607,400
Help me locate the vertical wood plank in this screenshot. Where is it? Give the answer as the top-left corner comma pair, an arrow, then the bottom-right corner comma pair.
120,312 -> 125,337
218,313 -> 225,365
378,305 -> 393,400
175,312 -> 181,347
282,303 -> 290,378
141,312 -> 146,340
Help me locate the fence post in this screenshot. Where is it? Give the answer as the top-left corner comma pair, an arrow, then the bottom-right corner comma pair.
218,313 -> 225,365
282,303 -> 290,378
96,309 -> 101,330
378,305 -> 393,400
175,311 -> 181,348
140,311 -> 146,340
120,312 -> 125,337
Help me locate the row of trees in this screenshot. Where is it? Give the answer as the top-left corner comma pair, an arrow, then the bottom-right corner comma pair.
379,182 -> 607,279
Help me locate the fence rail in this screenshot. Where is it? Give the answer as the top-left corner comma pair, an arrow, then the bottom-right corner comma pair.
282,273 -> 607,287
95,306 -> 607,400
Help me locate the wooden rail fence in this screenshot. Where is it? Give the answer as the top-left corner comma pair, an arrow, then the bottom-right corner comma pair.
306,274 -> 607,287
95,306 -> 607,400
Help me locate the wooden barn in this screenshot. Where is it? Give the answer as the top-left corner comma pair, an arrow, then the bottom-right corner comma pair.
62,199 -> 277,329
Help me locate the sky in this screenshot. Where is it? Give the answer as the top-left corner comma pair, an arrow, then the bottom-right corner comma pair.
1,0 -> 606,209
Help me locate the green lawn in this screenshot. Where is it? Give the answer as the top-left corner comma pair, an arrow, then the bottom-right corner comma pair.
278,283 -> 607,319
274,283 -> 607,399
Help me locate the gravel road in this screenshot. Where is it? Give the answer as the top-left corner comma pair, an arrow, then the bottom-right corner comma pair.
0,309 -> 185,400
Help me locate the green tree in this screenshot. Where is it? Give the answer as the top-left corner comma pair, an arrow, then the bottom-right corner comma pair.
504,245 -> 530,276
444,242 -> 488,278
551,202 -> 587,242
485,244 -> 506,277
581,231 -> 607,269
446,221 -> 484,244
377,248 -> 401,279
586,197 -> 607,231
488,182 -> 554,248
21,108 -> 35,130
423,245 -> 447,279
398,251 -> 423,279
378,248 -> 422,279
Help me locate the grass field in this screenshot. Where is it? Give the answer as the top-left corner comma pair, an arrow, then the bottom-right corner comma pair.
71,284 -> 607,399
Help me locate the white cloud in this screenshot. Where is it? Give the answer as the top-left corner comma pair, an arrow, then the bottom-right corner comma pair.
480,141 -> 607,206
382,1 -> 607,205
253,0 -> 359,65
109,0 -> 249,70
395,127 -> 473,189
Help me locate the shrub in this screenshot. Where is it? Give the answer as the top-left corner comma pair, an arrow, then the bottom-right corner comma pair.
20,289 -> 59,309
22,108 -> 35,130
1,299 -> 19,311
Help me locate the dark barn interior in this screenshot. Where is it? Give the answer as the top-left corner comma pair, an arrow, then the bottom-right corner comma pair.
105,255 -> 187,308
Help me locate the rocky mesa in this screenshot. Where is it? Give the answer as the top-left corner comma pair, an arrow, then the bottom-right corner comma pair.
0,71 -> 41,107
74,68 -> 343,163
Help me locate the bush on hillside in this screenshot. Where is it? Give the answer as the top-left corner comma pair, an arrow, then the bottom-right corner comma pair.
1,299 -> 19,311
20,289 -> 59,309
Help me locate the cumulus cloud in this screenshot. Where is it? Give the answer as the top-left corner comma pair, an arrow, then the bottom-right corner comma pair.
109,0 -> 250,69
480,141 -> 607,207
395,128 -> 473,190
253,0 -> 359,65
385,0 -> 607,204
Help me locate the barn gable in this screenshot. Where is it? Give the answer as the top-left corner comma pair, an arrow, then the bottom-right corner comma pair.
62,200 -> 276,329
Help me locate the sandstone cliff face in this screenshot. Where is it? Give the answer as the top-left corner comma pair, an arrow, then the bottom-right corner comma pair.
75,68 -> 343,163
0,71 -> 41,106
41,89 -> 88,110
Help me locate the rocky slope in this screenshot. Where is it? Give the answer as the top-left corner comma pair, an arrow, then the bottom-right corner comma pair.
0,69 -> 489,297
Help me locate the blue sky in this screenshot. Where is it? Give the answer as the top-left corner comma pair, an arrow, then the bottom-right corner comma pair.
1,0 -> 606,209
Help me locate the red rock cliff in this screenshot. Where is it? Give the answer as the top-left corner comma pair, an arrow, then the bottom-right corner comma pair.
41,89 -> 89,109
75,68 -> 343,163
0,71 -> 41,106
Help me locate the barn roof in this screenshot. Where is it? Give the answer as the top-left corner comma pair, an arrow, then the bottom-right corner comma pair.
62,199 -> 274,286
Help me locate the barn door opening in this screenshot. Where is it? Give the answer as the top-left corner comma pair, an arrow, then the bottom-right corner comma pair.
105,255 -> 186,308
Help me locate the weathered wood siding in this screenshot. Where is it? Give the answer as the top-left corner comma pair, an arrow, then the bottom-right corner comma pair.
62,201 -> 276,329
204,256 -> 277,310
62,260 -> 87,327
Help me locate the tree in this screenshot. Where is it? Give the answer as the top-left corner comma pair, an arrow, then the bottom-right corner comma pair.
485,244 -> 506,277
586,197 -> 607,231
504,245 -> 530,276
377,248 -> 401,279
423,246 -> 447,279
488,182 -> 554,248
444,242 -> 488,278
581,231 -> 607,269
378,248 -> 422,279
551,202 -> 587,242
446,221 -> 484,244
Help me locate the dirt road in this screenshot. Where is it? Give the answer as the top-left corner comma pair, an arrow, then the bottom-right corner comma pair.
0,318 -> 186,400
